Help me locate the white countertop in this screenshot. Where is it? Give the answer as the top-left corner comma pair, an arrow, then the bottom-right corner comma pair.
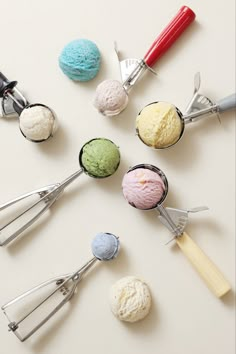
0,0 -> 235,353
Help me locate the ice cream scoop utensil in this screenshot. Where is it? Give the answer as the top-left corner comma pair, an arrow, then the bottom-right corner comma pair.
136,73 -> 236,149
124,164 -> 231,297
1,233 -> 120,341
116,6 -> 195,92
0,138 -> 120,246
0,72 -> 57,142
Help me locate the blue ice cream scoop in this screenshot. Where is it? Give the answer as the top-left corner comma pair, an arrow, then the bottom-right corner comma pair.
59,39 -> 101,82
92,232 -> 120,261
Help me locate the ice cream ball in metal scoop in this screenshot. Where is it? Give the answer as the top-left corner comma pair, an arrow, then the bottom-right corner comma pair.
19,103 -> 57,143
94,79 -> 129,117
79,137 -> 121,178
92,232 -> 120,261
122,164 -> 168,210
136,101 -> 185,149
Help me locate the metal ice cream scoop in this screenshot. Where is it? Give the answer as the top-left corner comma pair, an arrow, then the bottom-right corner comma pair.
136,72 -> 236,149
122,164 -> 231,298
0,138 -> 120,246
94,6 -> 196,117
0,72 -> 57,142
1,232 -> 120,342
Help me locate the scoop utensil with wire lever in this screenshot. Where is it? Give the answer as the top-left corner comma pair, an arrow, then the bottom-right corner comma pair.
0,138 -> 120,246
1,232 -> 120,342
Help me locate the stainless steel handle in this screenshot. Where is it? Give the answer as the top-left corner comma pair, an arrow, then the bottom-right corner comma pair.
0,184 -> 61,246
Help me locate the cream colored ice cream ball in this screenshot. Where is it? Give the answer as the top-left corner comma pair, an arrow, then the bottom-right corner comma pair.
110,276 -> 151,323
19,105 -> 55,142
136,101 -> 183,148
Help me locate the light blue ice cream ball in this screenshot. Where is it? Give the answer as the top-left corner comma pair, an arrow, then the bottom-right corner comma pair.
92,232 -> 120,261
59,39 -> 101,82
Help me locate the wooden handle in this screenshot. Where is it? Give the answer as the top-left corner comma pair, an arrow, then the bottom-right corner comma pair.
176,232 -> 231,298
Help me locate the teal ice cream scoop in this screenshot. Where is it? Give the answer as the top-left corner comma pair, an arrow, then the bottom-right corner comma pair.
59,39 -> 101,81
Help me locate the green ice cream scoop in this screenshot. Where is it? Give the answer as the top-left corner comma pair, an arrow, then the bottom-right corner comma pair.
80,138 -> 120,178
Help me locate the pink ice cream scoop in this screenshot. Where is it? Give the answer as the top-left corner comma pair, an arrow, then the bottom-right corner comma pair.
122,166 -> 166,210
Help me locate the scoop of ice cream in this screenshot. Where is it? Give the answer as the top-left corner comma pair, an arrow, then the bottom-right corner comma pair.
136,102 -> 183,148
110,276 -> 151,323
122,168 -> 165,210
59,39 -> 101,81
92,232 -> 120,261
19,105 -> 55,142
94,79 -> 128,116
80,138 -> 120,178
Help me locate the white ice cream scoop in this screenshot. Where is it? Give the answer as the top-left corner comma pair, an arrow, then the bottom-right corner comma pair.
94,6 -> 196,117
0,72 -> 57,142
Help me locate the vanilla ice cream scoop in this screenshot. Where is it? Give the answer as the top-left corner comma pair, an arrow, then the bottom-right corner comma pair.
136,102 -> 184,149
94,80 -> 128,116
110,276 -> 152,323
19,104 -> 57,142
0,72 -> 57,143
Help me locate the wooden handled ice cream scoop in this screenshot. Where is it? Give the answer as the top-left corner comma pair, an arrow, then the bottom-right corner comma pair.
122,164 -> 231,298
94,6 -> 195,117
1,232 -> 120,341
136,72 -> 236,149
0,138 -> 120,246
0,72 -> 57,142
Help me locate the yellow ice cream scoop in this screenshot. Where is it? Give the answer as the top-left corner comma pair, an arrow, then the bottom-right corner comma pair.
136,102 -> 184,149
136,72 -> 236,150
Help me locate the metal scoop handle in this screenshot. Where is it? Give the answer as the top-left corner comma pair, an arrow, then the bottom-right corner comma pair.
0,184 -> 61,246
2,256 -> 97,341
0,169 -> 83,246
144,6 -> 195,67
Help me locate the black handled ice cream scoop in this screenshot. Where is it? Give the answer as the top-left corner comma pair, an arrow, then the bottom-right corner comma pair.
94,6 -> 196,117
1,232 -> 120,342
122,164 -> 231,297
136,72 -> 236,149
0,72 -> 57,142
0,138 -> 120,246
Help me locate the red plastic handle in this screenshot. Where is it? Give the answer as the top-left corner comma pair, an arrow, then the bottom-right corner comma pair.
144,6 -> 196,67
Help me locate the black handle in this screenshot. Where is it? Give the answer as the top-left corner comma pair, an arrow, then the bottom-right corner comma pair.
0,72 -> 18,97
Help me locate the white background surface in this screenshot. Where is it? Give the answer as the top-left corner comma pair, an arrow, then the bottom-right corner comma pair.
0,0 -> 235,353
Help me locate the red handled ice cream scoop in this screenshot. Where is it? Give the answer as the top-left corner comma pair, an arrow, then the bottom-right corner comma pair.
94,6 -> 195,117
136,72 -> 236,149
122,164 -> 231,298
